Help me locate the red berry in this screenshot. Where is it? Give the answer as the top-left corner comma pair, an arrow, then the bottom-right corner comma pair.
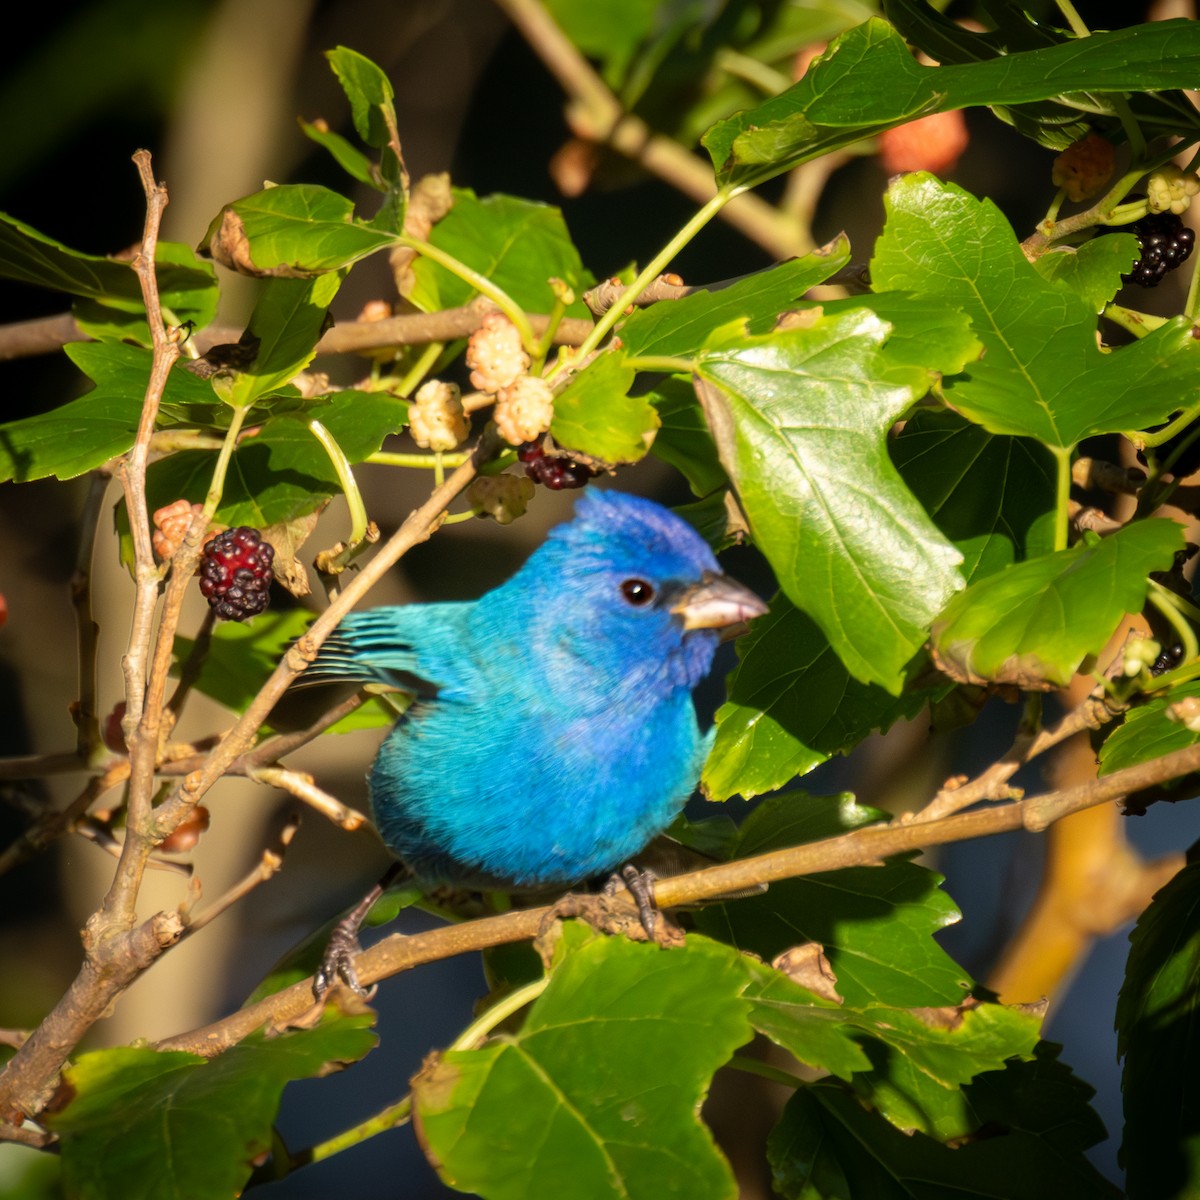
199,527 -> 275,621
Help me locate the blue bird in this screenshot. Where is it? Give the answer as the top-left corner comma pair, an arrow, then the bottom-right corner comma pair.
303,489 -> 766,992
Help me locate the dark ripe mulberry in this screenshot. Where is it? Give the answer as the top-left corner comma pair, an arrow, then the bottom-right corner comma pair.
199,527 -> 274,620
1123,211 -> 1195,288
524,454 -> 597,490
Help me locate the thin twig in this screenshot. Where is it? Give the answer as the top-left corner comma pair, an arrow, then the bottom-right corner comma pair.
915,688 -> 1123,822
182,812 -> 301,937
245,767 -> 367,831
0,762 -> 130,878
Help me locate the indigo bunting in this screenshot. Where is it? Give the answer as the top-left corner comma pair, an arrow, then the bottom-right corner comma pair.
304,490 -> 765,991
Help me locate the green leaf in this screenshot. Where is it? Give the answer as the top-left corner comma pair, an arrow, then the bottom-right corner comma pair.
873,175 -> 1200,448
891,409 -> 1058,584
227,274 -> 343,408
0,343 -> 222,483
406,190 -> 593,317
883,0 -> 1198,150
647,376 -> 726,497
747,958 -> 1042,1139
697,794 -> 970,1007
201,184 -> 396,278
173,608 -> 394,731
0,212 -> 216,319
413,928 -> 750,1200
931,520 -> 1184,690
1099,680 -> 1200,776
299,118 -> 381,189
1034,235 -> 1140,315
705,596 -> 931,801
325,46 -> 396,149
1117,856 -> 1200,1197
769,1050 -> 1120,1200
618,244 -> 851,359
142,388 -> 408,528
46,1011 -> 377,1200
704,18 -> 1200,188
694,307 -> 967,693
549,350 -> 650,463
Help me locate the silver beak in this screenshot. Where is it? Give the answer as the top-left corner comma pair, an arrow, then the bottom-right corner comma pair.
670,570 -> 768,632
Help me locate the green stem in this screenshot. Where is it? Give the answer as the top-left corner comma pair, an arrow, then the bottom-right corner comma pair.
1053,447 -> 1073,552
1148,582 -> 1200,665
304,1095 -> 413,1166
449,977 -> 549,1052
368,450 -> 471,469
625,354 -> 696,375
1185,235 -> 1200,320
1133,399 -> 1200,449
1102,304 -> 1167,339
1054,0 -> 1090,36
394,341 -> 444,398
309,420 -> 369,555
714,49 -> 790,96
725,1054 -> 809,1090
202,407 -> 249,521
394,234 -> 535,350
566,186 -> 737,367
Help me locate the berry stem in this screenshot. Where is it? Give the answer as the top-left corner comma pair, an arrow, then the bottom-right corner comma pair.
393,340 -> 444,398
202,405 -> 249,522
1147,581 -> 1200,666
308,419 -> 371,568
367,450 -> 471,469
393,234 -> 536,352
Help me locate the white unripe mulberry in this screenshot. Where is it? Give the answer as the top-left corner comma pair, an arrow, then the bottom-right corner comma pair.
409,380 -> 468,451
466,313 -> 529,394
1147,165 -> 1200,215
493,376 -> 555,446
468,474 -> 535,524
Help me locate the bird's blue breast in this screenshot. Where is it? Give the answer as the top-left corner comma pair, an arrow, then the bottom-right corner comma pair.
368,669 -> 705,888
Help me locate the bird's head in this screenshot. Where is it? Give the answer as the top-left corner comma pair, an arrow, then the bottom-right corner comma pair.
513,490 -> 766,691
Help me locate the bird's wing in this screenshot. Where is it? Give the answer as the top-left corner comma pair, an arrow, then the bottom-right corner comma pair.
298,603 -> 472,697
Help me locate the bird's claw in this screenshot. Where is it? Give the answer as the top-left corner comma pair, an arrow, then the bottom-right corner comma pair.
604,864 -> 660,939
541,865 -> 683,947
313,924 -> 374,1001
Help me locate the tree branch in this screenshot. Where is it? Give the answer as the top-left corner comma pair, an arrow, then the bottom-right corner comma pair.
155,736 -> 1200,1059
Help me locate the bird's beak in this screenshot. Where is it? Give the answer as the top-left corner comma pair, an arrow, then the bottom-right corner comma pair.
671,571 -> 768,633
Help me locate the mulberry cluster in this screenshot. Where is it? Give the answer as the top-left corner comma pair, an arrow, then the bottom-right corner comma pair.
467,474 -> 535,524
152,499 -> 204,561
409,380 -> 468,451
1051,133 -> 1114,202
517,441 -> 598,490
1122,211 -> 1195,288
494,376 -> 554,447
466,313 -> 529,394
1147,165 -> 1200,216
199,527 -> 275,621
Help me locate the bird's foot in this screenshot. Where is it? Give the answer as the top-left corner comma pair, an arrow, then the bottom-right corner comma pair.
313,862 -> 409,1000
605,864 -> 660,939
541,866 -> 683,947
313,919 -> 373,1000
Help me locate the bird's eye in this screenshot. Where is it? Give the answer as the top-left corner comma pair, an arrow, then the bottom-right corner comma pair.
620,578 -> 656,606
